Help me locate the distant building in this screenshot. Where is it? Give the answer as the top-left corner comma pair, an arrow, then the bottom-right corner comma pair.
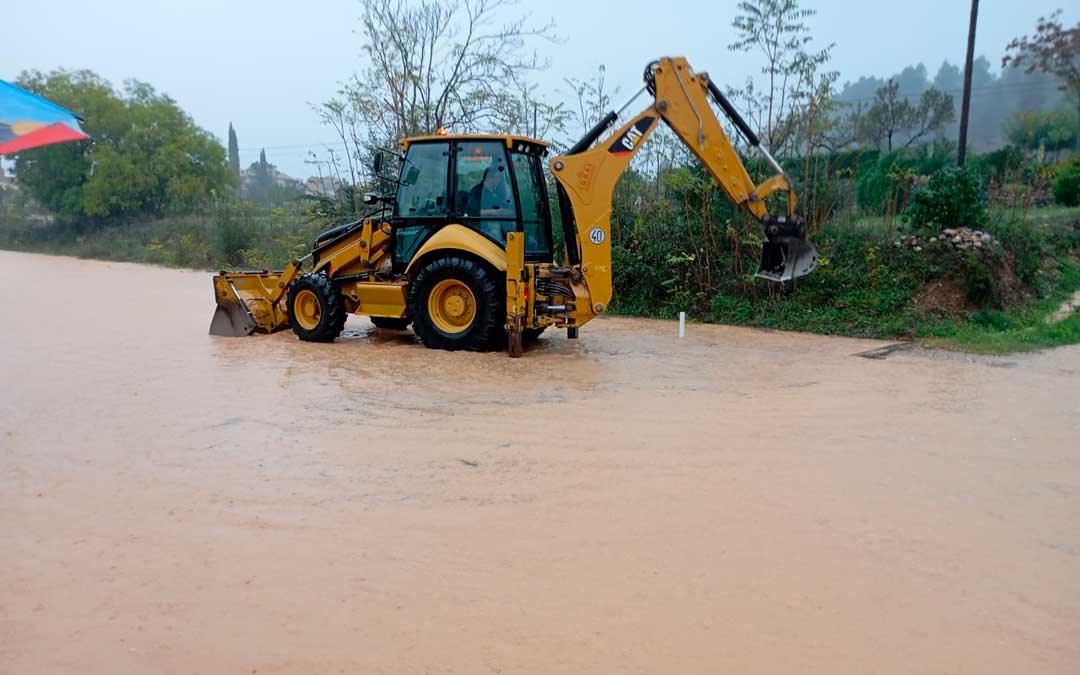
239,166 -> 302,202
239,167 -> 301,190
304,175 -> 342,197
273,169 -> 298,189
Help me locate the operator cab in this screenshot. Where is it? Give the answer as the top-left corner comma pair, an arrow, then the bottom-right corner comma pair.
388,134 -> 554,270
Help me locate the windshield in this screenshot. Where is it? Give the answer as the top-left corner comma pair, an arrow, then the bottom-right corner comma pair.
394,142 -> 449,218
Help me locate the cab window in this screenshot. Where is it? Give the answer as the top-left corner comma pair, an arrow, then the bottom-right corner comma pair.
395,142 -> 449,218
456,141 -> 515,234
511,152 -> 551,256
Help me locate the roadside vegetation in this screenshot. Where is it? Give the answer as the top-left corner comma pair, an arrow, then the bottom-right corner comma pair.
2,0 -> 1079,353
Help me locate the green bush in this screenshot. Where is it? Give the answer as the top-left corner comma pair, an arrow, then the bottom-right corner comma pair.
211,203 -> 258,265
971,145 -> 1033,184
905,166 -> 986,232
891,238 -> 1003,307
855,162 -> 896,213
984,218 -> 1045,288
853,147 -> 957,215
710,294 -> 754,323
958,251 -> 998,305
1053,160 -> 1080,207
970,309 -> 1011,331
610,241 -> 670,316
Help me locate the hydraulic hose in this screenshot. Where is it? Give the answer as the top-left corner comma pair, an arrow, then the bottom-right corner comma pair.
705,78 -> 785,177
567,111 -> 618,155
705,79 -> 759,147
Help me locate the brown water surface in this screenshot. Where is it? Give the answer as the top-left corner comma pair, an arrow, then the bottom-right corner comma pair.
2,251 -> 1079,674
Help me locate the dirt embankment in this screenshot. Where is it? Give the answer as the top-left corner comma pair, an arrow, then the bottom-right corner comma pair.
2,251 -> 1079,675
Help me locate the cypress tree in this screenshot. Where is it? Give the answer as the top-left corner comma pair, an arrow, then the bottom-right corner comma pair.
227,123 -> 240,175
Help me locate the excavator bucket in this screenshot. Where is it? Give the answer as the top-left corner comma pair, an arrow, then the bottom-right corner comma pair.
755,214 -> 819,283
756,238 -> 819,282
209,271 -> 292,336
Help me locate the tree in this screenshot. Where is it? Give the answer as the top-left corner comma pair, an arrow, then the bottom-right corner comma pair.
837,75 -> 885,103
859,80 -> 908,151
240,149 -> 300,206
894,63 -> 930,96
12,69 -> 232,225
727,0 -> 833,154
970,55 -> 996,89
328,0 -> 556,142
245,149 -> 275,205
858,80 -> 954,151
1003,10 -> 1080,124
911,89 -> 957,147
314,0 -> 558,213
933,61 -> 963,92
842,53 -> 1070,153
564,64 -> 617,133
227,123 -> 240,176
496,80 -> 567,141
1005,108 -> 1078,161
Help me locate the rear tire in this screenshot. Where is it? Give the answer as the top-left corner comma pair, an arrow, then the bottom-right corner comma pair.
287,273 -> 347,342
410,256 -> 504,351
370,316 -> 411,330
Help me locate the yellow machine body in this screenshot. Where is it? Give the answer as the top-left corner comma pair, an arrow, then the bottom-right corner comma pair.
210,56 -> 816,355
210,261 -> 298,336
406,224 -> 508,275
210,221 -> 510,335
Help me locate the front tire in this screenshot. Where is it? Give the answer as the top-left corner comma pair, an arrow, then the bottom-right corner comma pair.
410,256 -> 503,351
287,273 -> 347,342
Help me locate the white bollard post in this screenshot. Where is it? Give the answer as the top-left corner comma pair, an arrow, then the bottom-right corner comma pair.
678,311 -> 686,338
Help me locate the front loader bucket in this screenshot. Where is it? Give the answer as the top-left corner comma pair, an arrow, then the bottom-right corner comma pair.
209,271 -> 293,336
209,298 -> 258,336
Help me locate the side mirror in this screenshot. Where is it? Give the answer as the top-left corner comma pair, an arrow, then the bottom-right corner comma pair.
362,192 -> 378,205
372,151 -> 383,175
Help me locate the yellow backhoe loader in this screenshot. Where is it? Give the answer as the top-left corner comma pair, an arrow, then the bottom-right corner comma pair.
210,56 -> 818,357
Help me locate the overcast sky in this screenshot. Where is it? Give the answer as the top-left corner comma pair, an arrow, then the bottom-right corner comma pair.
5,0 -> 1076,177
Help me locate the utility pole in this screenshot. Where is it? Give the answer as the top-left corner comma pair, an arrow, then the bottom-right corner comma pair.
957,0 -> 979,166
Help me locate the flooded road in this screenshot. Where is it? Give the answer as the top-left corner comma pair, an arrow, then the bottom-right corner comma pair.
2,249 -> 1079,674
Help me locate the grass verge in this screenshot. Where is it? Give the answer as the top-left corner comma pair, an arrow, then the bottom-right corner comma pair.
916,261 -> 1080,353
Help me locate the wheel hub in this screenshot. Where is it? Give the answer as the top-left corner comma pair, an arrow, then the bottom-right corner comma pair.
428,279 -> 476,334
294,289 -> 322,330
445,294 -> 466,317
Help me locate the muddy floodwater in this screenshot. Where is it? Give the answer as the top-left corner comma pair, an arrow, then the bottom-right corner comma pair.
2,250 -> 1079,674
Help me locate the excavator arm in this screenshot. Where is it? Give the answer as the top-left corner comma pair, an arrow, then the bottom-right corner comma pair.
549,56 -> 818,316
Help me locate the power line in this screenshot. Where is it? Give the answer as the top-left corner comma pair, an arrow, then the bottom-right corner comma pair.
236,77 -> 1066,159
833,76 -> 1063,105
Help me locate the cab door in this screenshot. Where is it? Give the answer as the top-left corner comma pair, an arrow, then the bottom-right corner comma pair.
451,139 -> 517,248
392,140 -> 451,268
508,150 -> 553,262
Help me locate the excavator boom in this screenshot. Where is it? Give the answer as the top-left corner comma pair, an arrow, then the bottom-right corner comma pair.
549,56 -> 818,316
